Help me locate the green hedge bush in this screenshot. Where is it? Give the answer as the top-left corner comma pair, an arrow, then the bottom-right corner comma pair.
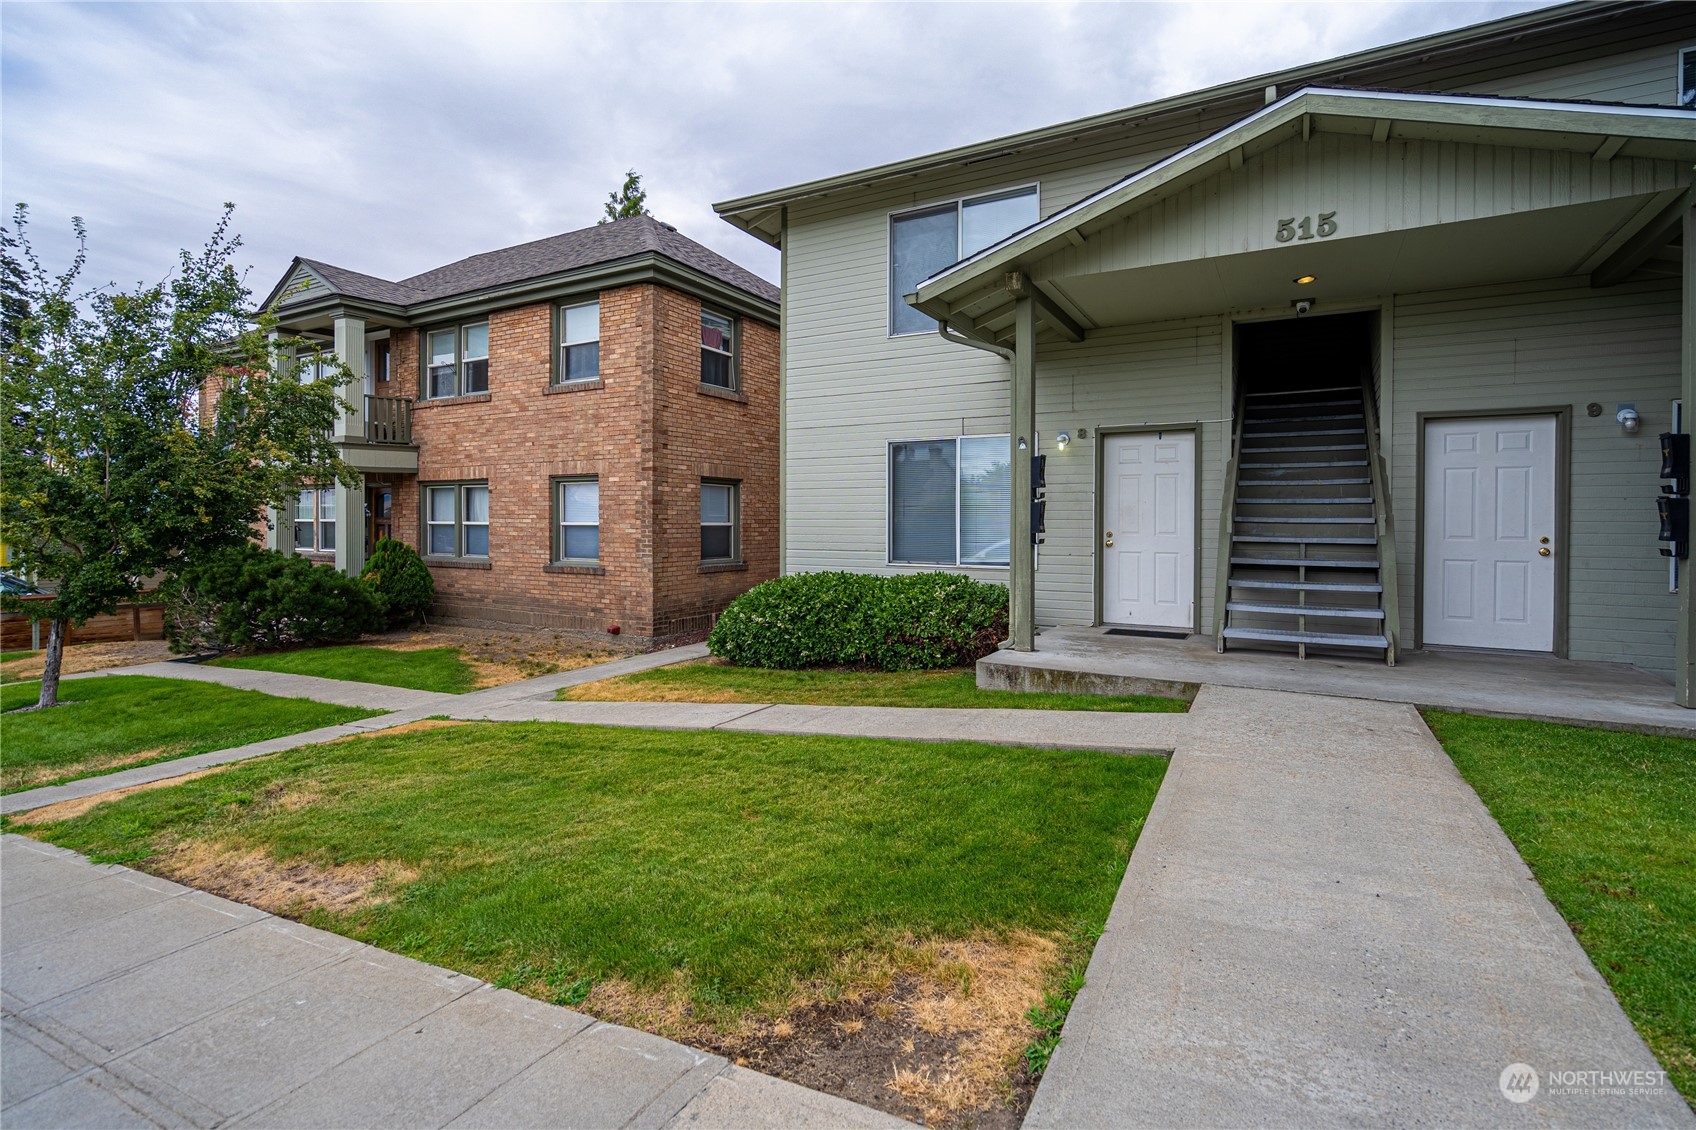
707,571 -> 1008,671
360,538 -> 434,626
164,544 -> 384,653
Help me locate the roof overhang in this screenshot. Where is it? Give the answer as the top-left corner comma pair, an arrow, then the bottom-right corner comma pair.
910,87 -> 1696,344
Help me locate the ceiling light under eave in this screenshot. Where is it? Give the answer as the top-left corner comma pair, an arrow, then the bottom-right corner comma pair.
1293,275 -> 1317,285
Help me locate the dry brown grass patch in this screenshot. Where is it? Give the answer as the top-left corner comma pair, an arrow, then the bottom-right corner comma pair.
9,766 -> 231,825
327,718 -> 467,744
366,628 -> 625,689
564,679 -> 755,705
0,640 -> 173,684
152,839 -> 418,917
1,745 -> 189,794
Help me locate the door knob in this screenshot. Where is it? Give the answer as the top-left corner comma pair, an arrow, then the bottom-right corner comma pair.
1105,531 -> 1114,547
1539,547 -> 1551,557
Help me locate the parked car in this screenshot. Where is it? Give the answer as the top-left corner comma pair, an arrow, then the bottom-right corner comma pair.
0,572 -> 42,596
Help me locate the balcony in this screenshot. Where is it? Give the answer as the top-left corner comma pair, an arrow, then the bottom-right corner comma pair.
334,395 -> 418,474
365,396 -> 413,445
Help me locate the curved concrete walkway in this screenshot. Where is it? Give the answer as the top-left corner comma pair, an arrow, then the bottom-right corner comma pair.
1025,685 -> 1693,1128
0,836 -> 905,1129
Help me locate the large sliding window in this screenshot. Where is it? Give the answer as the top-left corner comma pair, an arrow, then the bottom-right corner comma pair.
425,321 -> 489,398
889,186 -> 1038,336
888,435 -> 1010,566
424,482 -> 490,558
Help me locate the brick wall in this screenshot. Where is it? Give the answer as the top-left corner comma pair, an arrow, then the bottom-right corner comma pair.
382,284 -> 777,641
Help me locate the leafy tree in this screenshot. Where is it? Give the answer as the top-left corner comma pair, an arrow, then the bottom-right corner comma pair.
0,204 -> 355,709
600,169 -> 650,223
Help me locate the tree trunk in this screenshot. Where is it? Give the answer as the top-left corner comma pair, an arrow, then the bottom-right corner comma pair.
36,618 -> 66,709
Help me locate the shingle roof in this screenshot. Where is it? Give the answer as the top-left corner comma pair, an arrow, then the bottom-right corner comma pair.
289,216 -> 778,311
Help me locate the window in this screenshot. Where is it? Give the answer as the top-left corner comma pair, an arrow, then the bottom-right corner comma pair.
701,481 -> 738,561
1681,46 -> 1695,109
425,321 -> 489,398
371,338 -> 392,386
700,310 -> 735,389
888,435 -> 1010,566
556,478 -> 600,561
558,301 -> 600,382
889,186 -> 1038,336
293,488 -> 336,552
296,349 -> 335,383
424,483 -> 489,557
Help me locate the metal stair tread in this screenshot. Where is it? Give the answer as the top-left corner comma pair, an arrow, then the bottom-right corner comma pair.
1234,515 -> 1375,523
1236,496 -> 1376,505
1239,477 -> 1370,486
1228,578 -> 1383,593
1244,413 -> 1365,424
1244,386 -> 1358,398
1222,626 -> 1390,648
1233,535 -> 1378,544
1239,460 -> 1368,468
1242,427 -> 1367,438
1240,444 -> 1367,453
1226,600 -> 1386,619
1230,556 -> 1382,568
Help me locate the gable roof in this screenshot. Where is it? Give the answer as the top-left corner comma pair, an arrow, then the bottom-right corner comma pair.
265,215 -> 779,317
714,0 -> 1687,244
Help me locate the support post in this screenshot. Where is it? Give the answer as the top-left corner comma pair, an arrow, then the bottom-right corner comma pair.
335,477 -> 366,577
1679,197 -> 1695,707
1009,293 -> 1037,652
332,315 -> 367,442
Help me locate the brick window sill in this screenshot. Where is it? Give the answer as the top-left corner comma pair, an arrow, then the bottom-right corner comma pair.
415,393 -> 491,409
544,562 -> 606,576
298,552 -> 335,563
425,557 -> 492,570
698,383 -> 746,404
698,560 -> 747,574
545,379 -> 604,396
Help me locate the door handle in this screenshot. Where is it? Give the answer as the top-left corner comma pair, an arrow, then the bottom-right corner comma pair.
1539,547 -> 1551,557
1105,531 -> 1114,547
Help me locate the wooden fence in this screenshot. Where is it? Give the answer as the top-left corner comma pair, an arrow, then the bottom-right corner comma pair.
1,596 -> 166,651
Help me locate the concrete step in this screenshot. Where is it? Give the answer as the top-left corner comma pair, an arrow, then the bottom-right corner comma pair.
1229,577 -> 1384,593
1226,601 -> 1386,620
1223,626 -> 1390,649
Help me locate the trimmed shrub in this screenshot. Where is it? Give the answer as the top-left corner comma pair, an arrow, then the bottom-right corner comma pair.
164,544 -> 384,654
360,538 -> 434,626
707,571 -> 1008,671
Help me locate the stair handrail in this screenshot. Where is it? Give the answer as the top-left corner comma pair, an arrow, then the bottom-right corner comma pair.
1359,371 -> 1400,665
1212,379 -> 1248,648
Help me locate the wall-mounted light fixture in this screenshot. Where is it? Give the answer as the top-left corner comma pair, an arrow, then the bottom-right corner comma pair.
1618,405 -> 1641,435
1056,431 -> 1071,450
1017,436 -> 1028,451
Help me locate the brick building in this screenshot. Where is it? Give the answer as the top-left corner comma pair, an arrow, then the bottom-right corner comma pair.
249,216 -> 780,642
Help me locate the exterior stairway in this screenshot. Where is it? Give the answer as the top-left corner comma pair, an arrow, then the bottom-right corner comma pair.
1220,381 -> 1393,662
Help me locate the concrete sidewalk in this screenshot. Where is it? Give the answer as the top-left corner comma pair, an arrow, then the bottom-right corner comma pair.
0,835 -> 906,1129
70,661 -> 448,713
1025,685 -> 1694,1128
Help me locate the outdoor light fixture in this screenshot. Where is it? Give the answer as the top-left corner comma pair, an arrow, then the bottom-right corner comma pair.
1017,437 -> 1029,451
1618,405 -> 1642,434
1057,432 -> 1071,450
1293,275 -> 1317,285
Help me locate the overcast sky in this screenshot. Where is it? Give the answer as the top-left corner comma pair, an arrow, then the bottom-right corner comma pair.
2,1 -> 1548,295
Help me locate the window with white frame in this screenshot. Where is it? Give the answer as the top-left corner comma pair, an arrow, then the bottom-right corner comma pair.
556,478 -> 600,561
1681,46 -> 1695,109
424,483 -> 490,558
701,481 -> 739,562
888,436 -> 1010,566
558,300 -> 600,383
293,488 -> 336,552
700,310 -> 735,389
889,187 -> 1038,336
425,321 -> 489,398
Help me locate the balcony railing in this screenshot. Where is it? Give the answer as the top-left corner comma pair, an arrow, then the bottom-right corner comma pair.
364,396 -> 414,445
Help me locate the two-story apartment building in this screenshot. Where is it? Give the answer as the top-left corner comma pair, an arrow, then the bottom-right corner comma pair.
717,1 -> 1696,703
253,215 -> 780,642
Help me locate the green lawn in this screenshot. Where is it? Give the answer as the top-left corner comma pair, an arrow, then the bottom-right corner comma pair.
0,676 -> 383,793
0,649 -> 35,663
1428,711 -> 1695,1107
564,660 -> 1189,712
17,721 -> 1166,1031
213,645 -> 478,694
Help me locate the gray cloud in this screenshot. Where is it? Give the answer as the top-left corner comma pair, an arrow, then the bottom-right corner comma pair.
1,1 -> 1543,295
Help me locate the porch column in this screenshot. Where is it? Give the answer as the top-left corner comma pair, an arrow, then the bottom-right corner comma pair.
1009,293 -> 1037,651
1680,196 -> 1694,708
334,477 -> 366,577
332,315 -> 367,442
266,505 -> 292,555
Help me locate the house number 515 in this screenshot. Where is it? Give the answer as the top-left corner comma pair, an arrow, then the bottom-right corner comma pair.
1276,212 -> 1338,242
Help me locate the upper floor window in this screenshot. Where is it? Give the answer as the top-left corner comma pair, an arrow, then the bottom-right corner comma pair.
889,186 -> 1038,337
426,322 -> 489,399
701,310 -> 735,390
1680,46 -> 1695,109
701,481 -> 739,562
558,300 -> 600,383
294,488 -> 336,552
425,482 -> 489,558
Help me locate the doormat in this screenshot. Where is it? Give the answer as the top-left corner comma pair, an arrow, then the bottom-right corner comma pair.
1103,628 -> 1189,640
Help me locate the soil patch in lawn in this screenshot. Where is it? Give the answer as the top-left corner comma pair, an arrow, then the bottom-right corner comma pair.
155,838 -> 419,916
0,639 -> 172,684
372,627 -> 630,688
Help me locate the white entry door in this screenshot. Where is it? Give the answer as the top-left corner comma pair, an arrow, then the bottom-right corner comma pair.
1422,416 -> 1557,651
1102,432 -> 1195,629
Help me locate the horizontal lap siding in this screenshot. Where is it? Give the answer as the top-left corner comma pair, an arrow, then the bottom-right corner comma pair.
1466,42 -> 1687,105
1035,320 -> 1227,627
1390,276 -> 1682,675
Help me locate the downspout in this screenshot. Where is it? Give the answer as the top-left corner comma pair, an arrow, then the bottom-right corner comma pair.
937,320 -> 1014,363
